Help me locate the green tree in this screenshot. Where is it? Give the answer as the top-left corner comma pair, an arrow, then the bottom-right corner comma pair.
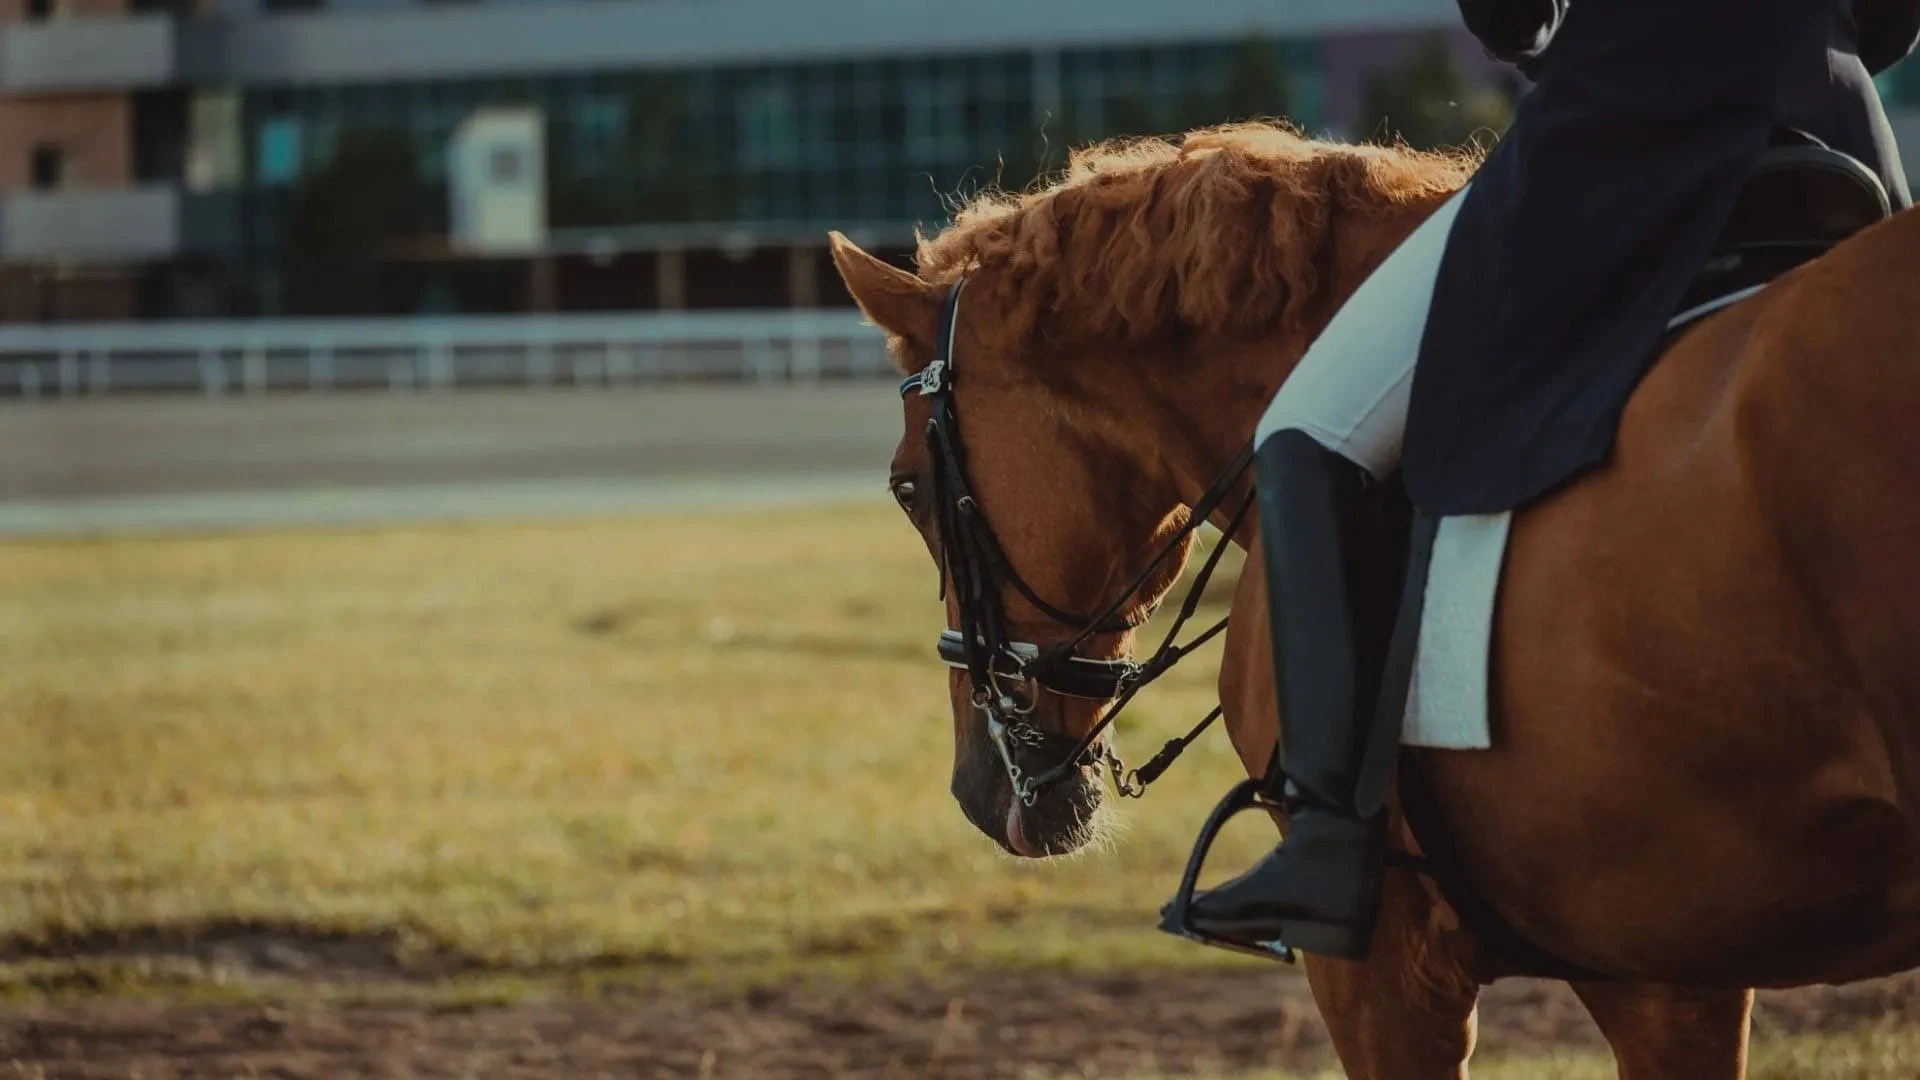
281,129 -> 428,315
547,75 -> 741,229
1220,36 -> 1292,122
626,74 -> 737,223
1165,35 -> 1292,133
1105,90 -> 1161,140
546,113 -> 629,230
995,121 -> 1046,193
1025,102 -> 1105,182
1018,34 -> 1295,187
1356,32 -> 1515,151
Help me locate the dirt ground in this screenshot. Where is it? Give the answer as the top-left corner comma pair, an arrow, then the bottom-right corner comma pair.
8,967 -> 1920,1080
0,387 -> 899,534
0,387 -> 896,500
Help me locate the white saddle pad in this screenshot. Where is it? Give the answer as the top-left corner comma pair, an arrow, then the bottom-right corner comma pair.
1387,279 -> 1784,750
1401,511 -> 1512,750
1393,283 -> 1785,750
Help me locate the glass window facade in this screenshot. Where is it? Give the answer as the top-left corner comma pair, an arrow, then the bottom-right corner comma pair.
202,39 -> 1328,315
238,39 -> 1325,233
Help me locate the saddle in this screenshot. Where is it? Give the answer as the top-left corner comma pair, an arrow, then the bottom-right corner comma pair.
1672,130 -> 1893,326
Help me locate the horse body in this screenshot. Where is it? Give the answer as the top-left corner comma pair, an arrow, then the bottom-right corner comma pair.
1199,192 -> 1920,1080
1439,206 -> 1920,986
832,123 -> 1920,1077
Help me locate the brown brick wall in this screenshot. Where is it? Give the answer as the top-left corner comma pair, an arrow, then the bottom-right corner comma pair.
0,94 -> 131,191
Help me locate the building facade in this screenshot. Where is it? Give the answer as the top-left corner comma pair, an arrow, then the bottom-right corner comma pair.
0,0 -> 184,319
6,0 -> 1910,322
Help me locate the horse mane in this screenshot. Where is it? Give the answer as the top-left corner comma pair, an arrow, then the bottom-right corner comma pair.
915,123 -> 1477,347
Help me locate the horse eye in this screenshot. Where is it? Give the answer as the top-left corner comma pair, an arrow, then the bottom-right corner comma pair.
891,481 -> 917,515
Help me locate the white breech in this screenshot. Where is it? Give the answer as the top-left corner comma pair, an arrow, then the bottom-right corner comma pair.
1254,186 -> 1505,751
1253,186 -> 1469,480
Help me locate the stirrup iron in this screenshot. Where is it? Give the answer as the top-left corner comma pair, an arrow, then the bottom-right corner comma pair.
1155,778 -> 1299,963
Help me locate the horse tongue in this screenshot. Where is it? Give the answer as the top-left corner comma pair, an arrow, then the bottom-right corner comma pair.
1005,802 -> 1045,858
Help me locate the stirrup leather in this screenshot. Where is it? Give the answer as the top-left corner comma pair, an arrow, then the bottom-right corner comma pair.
1155,778 -> 1300,963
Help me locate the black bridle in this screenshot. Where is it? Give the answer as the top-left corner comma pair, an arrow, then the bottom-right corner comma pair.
902,279 -> 1255,806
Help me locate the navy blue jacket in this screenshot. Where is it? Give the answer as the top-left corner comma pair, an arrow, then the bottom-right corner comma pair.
1404,0 -> 1917,514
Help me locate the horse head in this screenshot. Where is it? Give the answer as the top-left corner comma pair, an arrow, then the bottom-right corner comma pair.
827,126 -> 1465,858
829,237 -> 1201,857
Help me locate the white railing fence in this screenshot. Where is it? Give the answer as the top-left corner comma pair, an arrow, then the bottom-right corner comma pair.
0,310 -> 891,398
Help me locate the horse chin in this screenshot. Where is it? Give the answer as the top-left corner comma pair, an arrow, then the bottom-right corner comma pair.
952,754 -> 1106,859
1004,776 -> 1106,857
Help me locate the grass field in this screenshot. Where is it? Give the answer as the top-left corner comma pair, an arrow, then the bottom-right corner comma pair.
5,503 -> 1916,1078
2,502 -> 1270,992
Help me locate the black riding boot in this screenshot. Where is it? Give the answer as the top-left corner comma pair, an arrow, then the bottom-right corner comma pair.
1179,429 -> 1398,960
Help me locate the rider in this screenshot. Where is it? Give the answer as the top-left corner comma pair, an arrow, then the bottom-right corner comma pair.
1177,0 -> 1919,960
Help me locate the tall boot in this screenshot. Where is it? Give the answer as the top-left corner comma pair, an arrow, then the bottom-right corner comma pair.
1178,428 -> 1398,960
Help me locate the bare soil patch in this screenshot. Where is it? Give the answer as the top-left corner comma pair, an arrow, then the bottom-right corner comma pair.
7,967 -> 1918,1079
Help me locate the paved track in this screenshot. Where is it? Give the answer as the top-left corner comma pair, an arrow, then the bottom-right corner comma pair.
0,385 -> 901,535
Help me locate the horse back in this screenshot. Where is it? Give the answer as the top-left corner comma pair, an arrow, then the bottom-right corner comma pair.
1436,206 -> 1920,986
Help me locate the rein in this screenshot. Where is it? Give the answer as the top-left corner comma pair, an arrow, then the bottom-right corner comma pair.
902,279 -> 1255,806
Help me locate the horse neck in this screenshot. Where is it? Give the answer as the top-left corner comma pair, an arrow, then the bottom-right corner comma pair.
1127,195 -> 1444,538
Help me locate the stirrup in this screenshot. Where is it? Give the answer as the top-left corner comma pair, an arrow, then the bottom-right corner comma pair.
1155,778 -> 1299,963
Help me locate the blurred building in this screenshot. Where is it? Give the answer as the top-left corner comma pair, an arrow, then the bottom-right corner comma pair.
3,0 -> 1915,324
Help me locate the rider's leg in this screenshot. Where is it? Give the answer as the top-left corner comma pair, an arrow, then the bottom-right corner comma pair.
1182,187 -> 1468,959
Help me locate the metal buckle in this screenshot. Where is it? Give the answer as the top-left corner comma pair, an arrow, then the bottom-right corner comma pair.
918,358 -> 947,395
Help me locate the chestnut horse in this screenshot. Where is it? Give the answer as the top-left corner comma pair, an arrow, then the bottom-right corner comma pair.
829,124 -> 1920,1079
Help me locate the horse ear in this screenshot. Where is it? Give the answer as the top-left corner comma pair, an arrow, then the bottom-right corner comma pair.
828,232 -> 940,368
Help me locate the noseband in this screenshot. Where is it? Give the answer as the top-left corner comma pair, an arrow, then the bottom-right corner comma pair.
902,279 -> 1255,806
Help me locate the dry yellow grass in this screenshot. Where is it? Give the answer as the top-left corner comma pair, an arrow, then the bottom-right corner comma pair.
2,503 -> 1270,985
5,505 -> 1915,1079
